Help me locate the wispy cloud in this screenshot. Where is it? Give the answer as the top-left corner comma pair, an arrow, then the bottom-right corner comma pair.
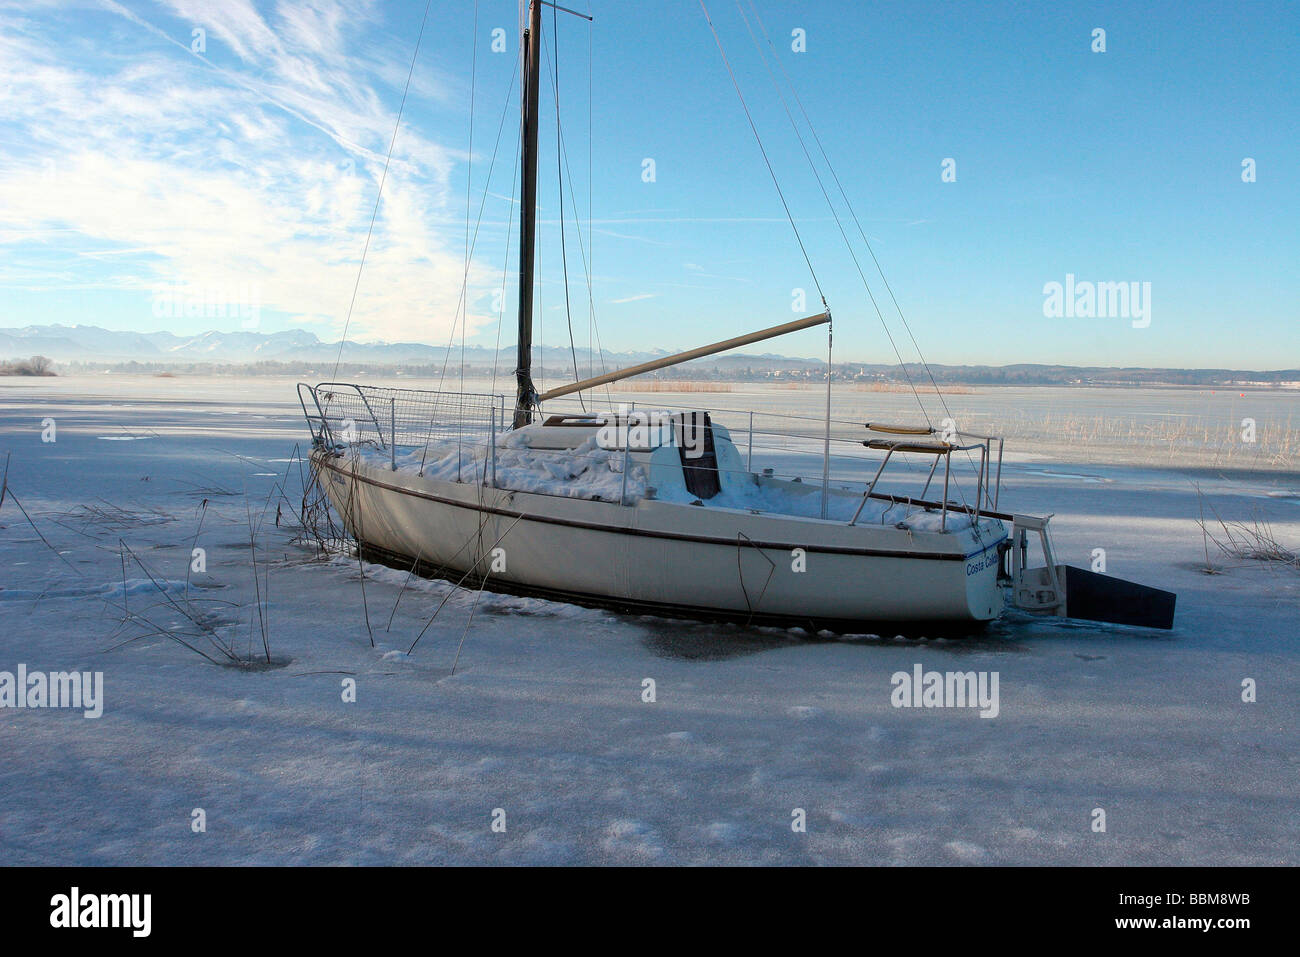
0,0 -> 494,342
591,228 -> 670,247
607,293 -> 656,304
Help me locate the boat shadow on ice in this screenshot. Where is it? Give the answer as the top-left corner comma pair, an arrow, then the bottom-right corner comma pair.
633,612 -> 1023,660
983,608 -> 1181,646
635,618 -> 814,661
633,606 -> 1181,661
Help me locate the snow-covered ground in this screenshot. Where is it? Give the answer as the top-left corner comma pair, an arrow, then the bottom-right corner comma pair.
1,376 -> 1297,864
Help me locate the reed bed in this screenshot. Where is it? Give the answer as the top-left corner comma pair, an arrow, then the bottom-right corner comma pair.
770,381 -> 976,394
623,380 -> 735,393
958,410 -> 1300,470
853,382 -> 975,395
1195,485 -> 1299,573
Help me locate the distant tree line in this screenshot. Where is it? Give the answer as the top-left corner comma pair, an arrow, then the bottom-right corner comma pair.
48,357 -> 1300,387
0,355 -> 55,376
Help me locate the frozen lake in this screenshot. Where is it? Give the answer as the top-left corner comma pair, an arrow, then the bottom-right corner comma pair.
1,374 -> 1297,864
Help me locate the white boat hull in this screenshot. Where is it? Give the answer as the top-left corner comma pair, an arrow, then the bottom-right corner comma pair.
313,450 -> 1008,629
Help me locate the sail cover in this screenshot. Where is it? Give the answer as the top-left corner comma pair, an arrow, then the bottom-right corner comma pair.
677,412 -> 721,500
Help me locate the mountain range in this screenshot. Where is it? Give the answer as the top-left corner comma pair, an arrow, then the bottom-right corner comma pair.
0,323 -> 813,369
2,324 -> 1297,386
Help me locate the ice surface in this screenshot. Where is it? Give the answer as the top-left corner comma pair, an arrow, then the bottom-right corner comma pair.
0,375 -> 1296,865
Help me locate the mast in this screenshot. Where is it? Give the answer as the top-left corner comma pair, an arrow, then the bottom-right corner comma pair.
514,0 -> 543,428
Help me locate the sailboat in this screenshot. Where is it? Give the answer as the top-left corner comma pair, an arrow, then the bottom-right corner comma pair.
298,1 -> 1175,632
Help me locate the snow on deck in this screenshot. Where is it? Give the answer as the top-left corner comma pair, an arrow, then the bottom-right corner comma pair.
354,434 -> 972,531
363,433 -> 641,504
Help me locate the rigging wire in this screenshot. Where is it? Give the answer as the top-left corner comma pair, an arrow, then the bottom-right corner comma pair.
743,0 -> 981,506
587,0 -> 596,391
460,0 -> 480,397
561,121 -> 616,410
549,4 -> 585,410
698,0 -> 826,307
432,63 -> 519,395
330,0 -> 434,381
421,59 -> 519,472
735,0 -> 927,426
536,8 -> 613,411
488,15 -> 528,404
489,127 -> 522,405
744,0 -> 958,432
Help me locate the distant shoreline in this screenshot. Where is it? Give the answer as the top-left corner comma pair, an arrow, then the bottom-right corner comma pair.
2,326 -> 1298,389
22,361 -> 1300,391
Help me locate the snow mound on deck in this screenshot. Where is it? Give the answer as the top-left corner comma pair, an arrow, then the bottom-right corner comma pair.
365,433 -> 645,504
356,435 -> 974,531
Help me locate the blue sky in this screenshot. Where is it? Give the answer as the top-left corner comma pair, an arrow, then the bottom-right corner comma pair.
0,0 -> 1295,369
